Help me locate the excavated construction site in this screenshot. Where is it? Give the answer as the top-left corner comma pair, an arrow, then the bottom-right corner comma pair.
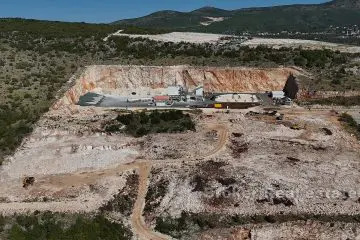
53,65 -> 302,112
0,65 -> 360,239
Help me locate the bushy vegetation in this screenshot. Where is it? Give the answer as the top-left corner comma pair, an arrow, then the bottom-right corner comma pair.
144,176 -> 169,214
0,212 -> 132,240
99,174 -> 139,216
115,4 -> 360,38
300,95 -> 360,106
155,212 -> 360,238
0,19 -> 119,159
0,106 -> 38,161
110,35 -> 354,67
120,26 -> 169,35
111,110 -> 195,137
338,113 -> 360,140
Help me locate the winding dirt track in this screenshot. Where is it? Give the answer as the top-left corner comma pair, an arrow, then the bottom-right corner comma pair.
130,123 -> 228,240
130,163 -> 170,240
0,123 -> 228,240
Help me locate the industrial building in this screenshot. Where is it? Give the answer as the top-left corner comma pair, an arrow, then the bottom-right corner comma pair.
167,86 -> 184,100
153,95 -> 173,107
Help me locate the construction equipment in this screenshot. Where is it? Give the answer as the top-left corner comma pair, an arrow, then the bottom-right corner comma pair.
214,103 -> 223,109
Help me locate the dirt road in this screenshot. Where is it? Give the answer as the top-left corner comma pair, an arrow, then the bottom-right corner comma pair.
130,163 -> 170,240
202,124 -> 228,158
130,123 -> 228,240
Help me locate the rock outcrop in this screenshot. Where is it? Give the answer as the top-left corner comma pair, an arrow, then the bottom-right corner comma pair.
52,65 -> 301,110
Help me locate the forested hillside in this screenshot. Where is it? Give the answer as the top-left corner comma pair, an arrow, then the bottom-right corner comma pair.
114,0 -> 360,38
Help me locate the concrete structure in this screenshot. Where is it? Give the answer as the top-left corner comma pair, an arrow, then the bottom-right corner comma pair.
213,94 -> 260,109
215,94 -> 259,103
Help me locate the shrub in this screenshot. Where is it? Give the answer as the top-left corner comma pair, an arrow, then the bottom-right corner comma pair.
299,96 -> 360,107
113,110 -> 196,137
339,113 -> 358,128
99,173 -> 138,217
15,61 -> 33,70
144,178 -> 169,214
104,124 -> 121,133
338,113 -> 360,140
8,213 -> 132,240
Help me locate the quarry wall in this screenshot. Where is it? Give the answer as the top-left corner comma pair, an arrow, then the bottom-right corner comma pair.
52,65 -> 301,110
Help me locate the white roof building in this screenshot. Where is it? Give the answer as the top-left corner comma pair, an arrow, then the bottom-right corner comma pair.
215,94 -> 259,103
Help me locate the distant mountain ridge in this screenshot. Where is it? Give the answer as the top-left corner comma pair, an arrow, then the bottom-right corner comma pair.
326,0 -> 360,7
113,0 -> 360,34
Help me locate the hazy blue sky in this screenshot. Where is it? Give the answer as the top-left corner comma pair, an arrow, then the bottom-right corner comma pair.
1,0 -> 328,23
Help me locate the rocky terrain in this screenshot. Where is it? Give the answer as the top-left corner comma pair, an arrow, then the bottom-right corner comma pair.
0,84 -> 360,239
1,12 -> 360,240
243,38 -> 360,53
0,61 -> 359,239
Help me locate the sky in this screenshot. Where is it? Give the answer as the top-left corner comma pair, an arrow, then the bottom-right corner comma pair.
1,0 -> 329,23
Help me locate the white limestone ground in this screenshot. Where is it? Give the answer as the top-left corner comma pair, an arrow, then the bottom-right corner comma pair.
242,38 -> 360,53
200,17 -> 225,26
0,170 -> 131,216
107,31 -> 238,44
105,30 -> 360,53
1,132 -> 138,179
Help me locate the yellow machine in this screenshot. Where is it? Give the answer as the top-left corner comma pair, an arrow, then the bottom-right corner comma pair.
214,103 -> 223,109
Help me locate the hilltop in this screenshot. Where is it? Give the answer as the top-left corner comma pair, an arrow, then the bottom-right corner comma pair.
326,0 -> 360,7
